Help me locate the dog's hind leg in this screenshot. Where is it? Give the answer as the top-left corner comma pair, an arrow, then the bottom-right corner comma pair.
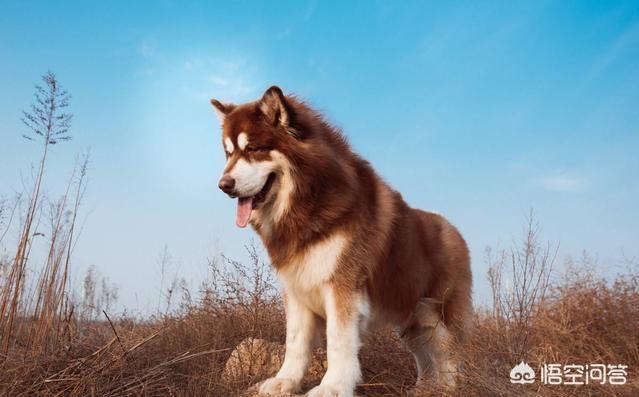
399,299 -> 458,389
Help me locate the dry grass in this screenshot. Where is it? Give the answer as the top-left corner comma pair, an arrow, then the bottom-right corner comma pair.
1,239 -> 637,396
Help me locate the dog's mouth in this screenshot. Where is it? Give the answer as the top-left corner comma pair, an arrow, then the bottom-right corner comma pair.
236,172 -> 277,228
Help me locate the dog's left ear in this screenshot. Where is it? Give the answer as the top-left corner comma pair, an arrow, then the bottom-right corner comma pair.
259,86 -> 299,138
210,99 -> 235,123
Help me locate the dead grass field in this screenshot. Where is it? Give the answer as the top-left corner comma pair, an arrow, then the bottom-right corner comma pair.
1,241 -> 637,397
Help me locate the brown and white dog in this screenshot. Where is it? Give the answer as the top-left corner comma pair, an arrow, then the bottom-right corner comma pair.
211,86 -> 472,397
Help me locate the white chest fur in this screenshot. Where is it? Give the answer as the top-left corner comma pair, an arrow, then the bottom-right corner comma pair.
277,234 -> 347,317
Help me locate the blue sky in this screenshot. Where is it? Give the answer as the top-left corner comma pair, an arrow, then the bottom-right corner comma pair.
1,1 -> 638,312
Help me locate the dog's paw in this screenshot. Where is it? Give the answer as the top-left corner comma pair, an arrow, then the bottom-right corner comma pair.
258,377 -> 300,395
306,385 -> 349,397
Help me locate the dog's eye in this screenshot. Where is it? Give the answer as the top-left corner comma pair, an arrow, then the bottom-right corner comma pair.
246,145 -> 270,153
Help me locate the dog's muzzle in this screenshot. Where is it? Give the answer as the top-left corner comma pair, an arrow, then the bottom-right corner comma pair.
218,174 -> 235,196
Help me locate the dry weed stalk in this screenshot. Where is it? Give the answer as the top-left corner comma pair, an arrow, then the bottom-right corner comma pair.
28,154 -> 89,353
485,209 -> 557,358
0,71 -> 74,354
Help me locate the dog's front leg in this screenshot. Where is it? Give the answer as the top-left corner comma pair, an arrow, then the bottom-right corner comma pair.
259,291 -> 316,395
307,288 -> 363,397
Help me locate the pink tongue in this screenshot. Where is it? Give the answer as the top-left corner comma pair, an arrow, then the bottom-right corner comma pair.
236,197 -> 253,228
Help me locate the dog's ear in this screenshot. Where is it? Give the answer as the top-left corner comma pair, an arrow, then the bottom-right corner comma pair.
259,86 -> 299,138
210,99 -> 235,122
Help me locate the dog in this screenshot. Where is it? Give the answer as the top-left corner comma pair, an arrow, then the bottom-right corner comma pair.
211,86 -> 472,397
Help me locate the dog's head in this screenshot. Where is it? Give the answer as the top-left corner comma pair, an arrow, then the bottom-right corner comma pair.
211,86 -> 299,228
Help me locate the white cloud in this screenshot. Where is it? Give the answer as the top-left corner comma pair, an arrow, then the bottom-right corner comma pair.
138,39 -> 157,59
536,171 -> 588,192
135,49 -> 263,107
185,57 -> 260,103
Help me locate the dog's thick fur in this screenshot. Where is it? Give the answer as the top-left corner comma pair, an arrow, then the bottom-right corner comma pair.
212,87 -> 472,397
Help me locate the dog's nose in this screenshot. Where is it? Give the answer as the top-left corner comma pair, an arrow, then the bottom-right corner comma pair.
218,175 -> 235,194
